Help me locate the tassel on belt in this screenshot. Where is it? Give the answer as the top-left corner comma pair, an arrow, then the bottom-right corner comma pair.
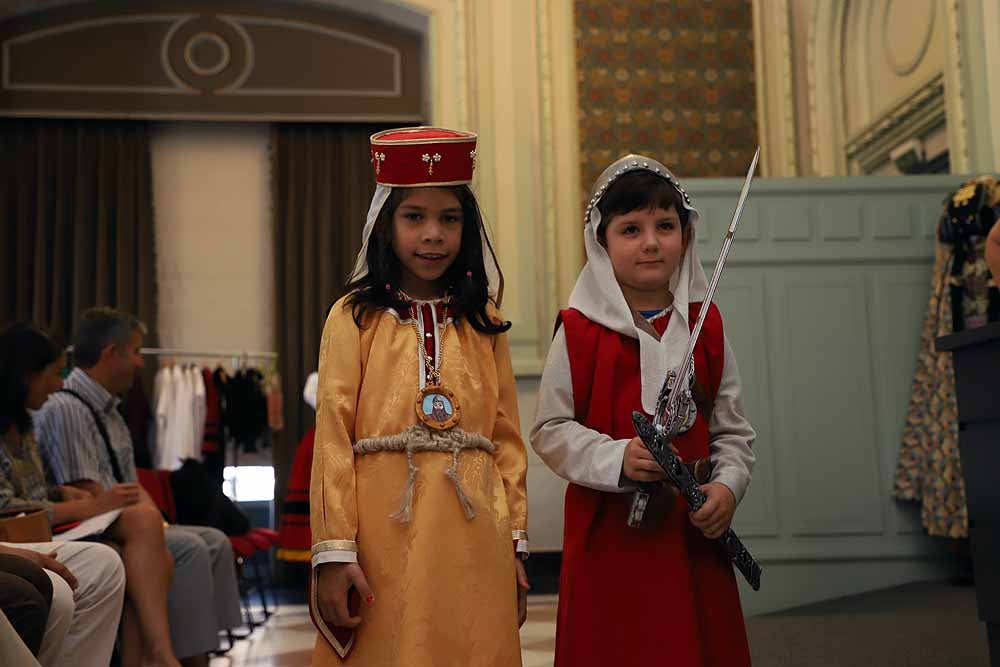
353,425 -> 496,523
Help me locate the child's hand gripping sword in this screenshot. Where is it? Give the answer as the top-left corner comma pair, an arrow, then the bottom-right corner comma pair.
626,148 -> 763,591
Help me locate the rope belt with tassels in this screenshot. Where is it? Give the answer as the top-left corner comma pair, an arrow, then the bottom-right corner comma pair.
353,425 -> 496,522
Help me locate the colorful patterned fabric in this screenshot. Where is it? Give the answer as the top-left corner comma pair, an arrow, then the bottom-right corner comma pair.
574,0 -> 757,200
0,431 -> 58,521
894,179 -> 999,538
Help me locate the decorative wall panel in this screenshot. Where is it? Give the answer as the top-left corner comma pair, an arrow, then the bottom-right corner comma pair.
0,0 -> 424,121
682,174 -> 956,554
574,0 -> 758,200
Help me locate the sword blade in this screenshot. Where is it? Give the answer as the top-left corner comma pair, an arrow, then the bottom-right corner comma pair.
654,147 -> 760,429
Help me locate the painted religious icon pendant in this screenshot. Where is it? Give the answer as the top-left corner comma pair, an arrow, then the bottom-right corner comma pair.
415,384 -> 461,430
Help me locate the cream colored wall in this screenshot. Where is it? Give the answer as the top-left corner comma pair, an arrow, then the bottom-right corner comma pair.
754,0 -> 1000,176
151,123 -> 275,358
752,0 -> 797,177
789,0 -> 814,176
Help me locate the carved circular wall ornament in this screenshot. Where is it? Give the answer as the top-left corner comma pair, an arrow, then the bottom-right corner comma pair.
184,32 -> 231,77
163,16 -> 252,93
882,0 -> 936,77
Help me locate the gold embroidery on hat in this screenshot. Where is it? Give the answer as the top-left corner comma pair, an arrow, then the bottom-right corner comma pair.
422,152 -> 442,175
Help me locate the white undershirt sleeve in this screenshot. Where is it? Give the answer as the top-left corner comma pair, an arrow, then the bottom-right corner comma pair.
707,334 -> 756,503
530,327 -> 634,494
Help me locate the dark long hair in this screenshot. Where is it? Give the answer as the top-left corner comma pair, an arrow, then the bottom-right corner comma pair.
0,323 -> 62,434
344,185 -> 510,334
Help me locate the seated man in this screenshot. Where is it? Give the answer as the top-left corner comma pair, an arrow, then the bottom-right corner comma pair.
0,542 -> 125,667
35,308 -> 242,667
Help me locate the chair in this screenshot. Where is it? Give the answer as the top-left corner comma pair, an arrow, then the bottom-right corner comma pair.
136,468 -> 278,641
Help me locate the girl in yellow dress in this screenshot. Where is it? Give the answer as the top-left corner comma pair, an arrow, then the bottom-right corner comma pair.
309,127 -> 530,666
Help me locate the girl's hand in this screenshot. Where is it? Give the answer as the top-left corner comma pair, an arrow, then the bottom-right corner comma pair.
690,483 -> 736,539
622,437 -> 678,483
316,562 -> 374,628
514,559 -> 530,628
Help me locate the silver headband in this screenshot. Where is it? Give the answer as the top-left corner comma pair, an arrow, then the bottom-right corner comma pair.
584,154 -> 693,225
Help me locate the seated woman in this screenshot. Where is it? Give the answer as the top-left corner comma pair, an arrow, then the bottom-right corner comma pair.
0,322 -> 179,667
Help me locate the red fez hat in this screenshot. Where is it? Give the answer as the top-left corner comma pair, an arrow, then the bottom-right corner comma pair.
370,127 -> 478,187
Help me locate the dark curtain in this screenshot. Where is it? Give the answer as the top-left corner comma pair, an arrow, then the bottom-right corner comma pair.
270,123 -> 393,518
0,119 -> 157,345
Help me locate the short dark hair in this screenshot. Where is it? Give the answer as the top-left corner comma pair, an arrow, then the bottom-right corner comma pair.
0,322 -> 63,433
72,308 -> 147,368
596,171 -> 690,244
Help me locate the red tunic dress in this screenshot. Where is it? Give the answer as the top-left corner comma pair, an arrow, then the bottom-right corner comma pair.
555,303 -> 750,667
277,426 -> 315,562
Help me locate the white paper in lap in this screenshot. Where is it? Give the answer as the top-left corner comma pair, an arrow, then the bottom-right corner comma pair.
52,509 -> 122,542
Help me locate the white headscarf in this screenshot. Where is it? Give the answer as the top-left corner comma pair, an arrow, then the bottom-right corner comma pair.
347,184 -> 504,303
567,154 -> 709,415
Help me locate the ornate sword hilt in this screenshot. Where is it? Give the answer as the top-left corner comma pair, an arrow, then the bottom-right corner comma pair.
629,411 -> 762,590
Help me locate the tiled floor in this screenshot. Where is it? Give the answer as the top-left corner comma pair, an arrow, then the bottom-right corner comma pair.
209,596 -> 558,667
210,582 -> 985,666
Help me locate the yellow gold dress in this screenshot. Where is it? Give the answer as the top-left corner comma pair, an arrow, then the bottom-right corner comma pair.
310,296 -> 528,666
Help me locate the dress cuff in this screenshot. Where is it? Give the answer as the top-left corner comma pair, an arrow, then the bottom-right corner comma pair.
310,540 -> 358,567
512,530 -> 529,559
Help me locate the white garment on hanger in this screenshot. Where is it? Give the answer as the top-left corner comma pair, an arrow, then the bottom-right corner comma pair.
152,367 -> 173,470
159,366 -> 193,470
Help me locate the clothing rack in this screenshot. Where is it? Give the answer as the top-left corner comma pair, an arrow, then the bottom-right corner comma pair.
140,348 -> 278,360
142,347 -> 279,482
65,347 -> 279,362
140,348 -> 279,371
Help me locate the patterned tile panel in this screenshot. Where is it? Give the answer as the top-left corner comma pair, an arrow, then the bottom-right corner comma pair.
575,0 -> 758,198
